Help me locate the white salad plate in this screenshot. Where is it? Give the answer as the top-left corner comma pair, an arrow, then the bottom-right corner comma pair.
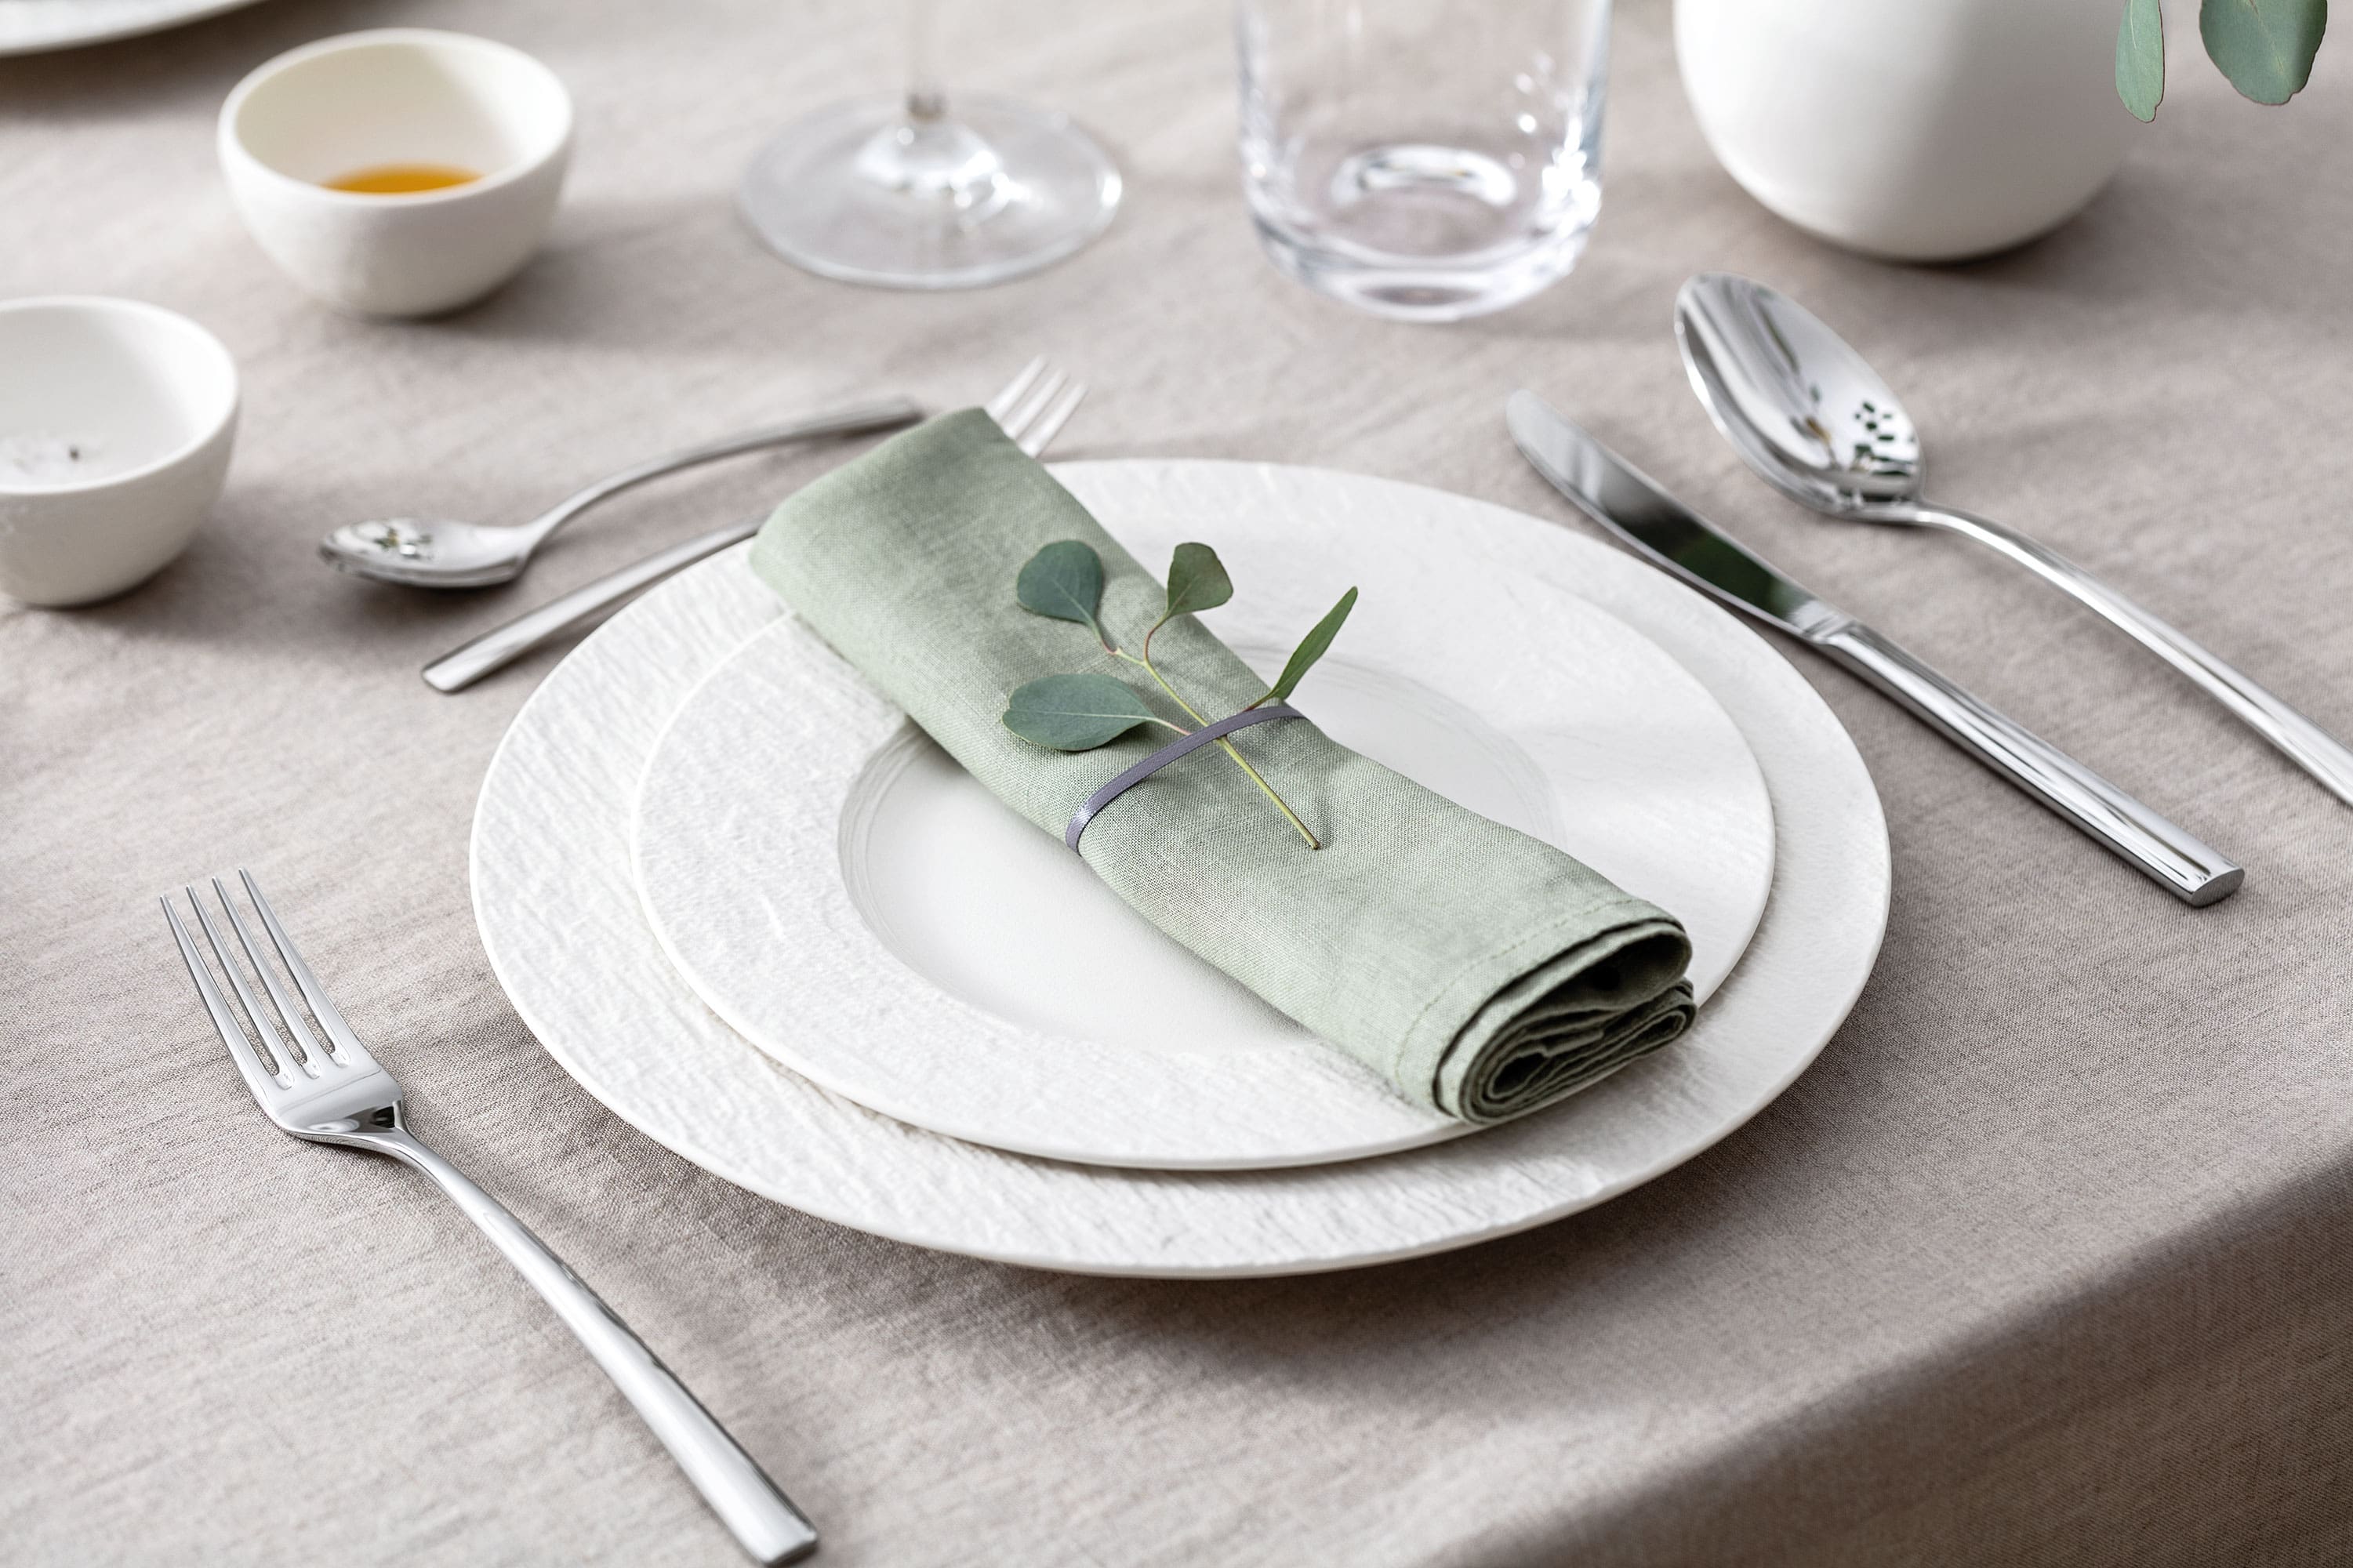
630,503 -> 1774,1169
473,460 -> 1890,1278
0,0 -> 263,55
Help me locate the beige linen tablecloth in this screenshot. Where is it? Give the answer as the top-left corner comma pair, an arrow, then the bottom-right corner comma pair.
4,2 -> 2348,1563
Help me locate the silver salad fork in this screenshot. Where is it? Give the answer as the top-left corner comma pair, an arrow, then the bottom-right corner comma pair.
162,871 -> 819,1566
421,357 -> 1089,693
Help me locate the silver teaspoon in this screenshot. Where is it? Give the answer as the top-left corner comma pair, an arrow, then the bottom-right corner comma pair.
318,395 -> 924,588
1676,271 -> 2353,808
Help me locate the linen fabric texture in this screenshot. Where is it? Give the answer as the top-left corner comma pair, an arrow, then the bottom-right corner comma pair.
751,409 -> 1696,1122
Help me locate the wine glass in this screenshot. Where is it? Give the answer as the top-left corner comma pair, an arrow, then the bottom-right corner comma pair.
739,2 -> 1122,290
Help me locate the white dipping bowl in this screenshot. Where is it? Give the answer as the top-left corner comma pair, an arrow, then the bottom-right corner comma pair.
218,29 -> 573,318
0,298 -> 238,608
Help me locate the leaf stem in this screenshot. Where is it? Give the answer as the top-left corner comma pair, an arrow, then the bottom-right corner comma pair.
1221,742 -> 1320,849
1116,648 -> 1320,849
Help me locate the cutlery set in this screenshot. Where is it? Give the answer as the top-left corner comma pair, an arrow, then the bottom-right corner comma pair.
339,288 -> 2330,902
1514,272 -> 2348,906
1510,394 -> 2242,906
230,288 -> 2321,1556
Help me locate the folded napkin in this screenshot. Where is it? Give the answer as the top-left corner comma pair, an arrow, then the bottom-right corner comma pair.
751,411 -> 1696,1123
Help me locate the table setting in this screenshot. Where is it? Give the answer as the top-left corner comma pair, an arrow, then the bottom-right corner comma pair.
6,1 -> 2350,1565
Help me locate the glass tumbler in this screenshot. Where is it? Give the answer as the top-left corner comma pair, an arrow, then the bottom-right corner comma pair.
1236,0 -> 1610,322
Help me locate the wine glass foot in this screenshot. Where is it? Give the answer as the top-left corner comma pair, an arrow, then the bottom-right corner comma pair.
739,92 -> 1121,291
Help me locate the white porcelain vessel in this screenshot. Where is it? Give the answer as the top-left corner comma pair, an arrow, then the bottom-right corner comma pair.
1675,0 -> 2137,261
218,29 -> 573,318
0,297 -> 238,607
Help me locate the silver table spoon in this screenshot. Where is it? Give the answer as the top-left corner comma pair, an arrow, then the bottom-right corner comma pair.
1676,271 -> 2353,808
319,395 -> 924,588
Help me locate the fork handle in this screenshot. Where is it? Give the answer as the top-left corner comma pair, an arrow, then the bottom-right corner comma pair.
518,397 -> 924,551
366,1127 -> 818,1565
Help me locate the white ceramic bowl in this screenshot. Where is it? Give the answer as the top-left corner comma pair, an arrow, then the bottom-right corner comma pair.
218,29 -> 573,318
0,298 -> 238,607
1676,0 -> 2136,261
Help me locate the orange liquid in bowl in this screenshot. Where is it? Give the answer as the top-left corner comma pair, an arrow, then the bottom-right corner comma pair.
324,164 -> 480,194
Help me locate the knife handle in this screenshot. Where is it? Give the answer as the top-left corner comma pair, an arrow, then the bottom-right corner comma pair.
1817,621 -> 2243,906
421,516 -> 762,692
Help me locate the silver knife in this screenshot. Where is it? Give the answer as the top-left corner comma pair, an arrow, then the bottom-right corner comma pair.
1506,390 -> 2242,907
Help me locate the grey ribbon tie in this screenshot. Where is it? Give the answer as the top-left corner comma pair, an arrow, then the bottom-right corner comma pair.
1065,703 -> 1305,851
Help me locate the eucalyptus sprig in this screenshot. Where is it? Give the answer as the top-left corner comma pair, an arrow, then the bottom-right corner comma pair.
1000,539 -> 1357,850
2117,0 -> 2329,120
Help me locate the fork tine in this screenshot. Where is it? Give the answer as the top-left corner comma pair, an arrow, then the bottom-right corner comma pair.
238,869 -> 372,1066
164,892 -> 293,1098
214,877 -> 332,1076
1017,383 -> 1086,458
984,356 -> 1048,423
186,887 -> 312,1080
1001,366 -> 1069,445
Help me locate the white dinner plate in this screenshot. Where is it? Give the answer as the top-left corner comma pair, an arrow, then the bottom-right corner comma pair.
0,0 -> 264,55
630,501 -> 1774,1169
472,460 -> 1890,1278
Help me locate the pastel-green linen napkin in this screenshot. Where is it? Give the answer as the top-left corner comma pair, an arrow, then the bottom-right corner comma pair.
751,409 -> 1696,1123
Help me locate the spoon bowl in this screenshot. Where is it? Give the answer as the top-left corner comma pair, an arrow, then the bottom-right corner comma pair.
1675,272 -> 1923,516
322,516 -> 534,586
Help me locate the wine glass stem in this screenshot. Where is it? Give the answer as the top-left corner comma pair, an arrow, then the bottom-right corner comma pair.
906,0 -> 946,122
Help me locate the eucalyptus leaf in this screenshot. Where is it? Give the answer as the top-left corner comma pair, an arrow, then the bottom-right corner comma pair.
2200,0 -> 2326,104
1015,540 -> 1106,630
1164,542 -> 1235,619
1002,673 -> 1163,751
2118,0 -> 2166,118
1258,587 -> 1357,706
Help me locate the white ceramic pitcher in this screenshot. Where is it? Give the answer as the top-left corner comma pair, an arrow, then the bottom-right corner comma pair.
1676,0 -> 2137,260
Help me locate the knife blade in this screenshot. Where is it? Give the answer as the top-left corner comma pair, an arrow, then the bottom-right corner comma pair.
1505,390 -> 2242,907
1507,389 -> 1850,640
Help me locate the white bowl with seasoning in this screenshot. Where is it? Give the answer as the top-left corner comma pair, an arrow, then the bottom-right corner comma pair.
0,297 -> 239,607
218,28 -> 573,318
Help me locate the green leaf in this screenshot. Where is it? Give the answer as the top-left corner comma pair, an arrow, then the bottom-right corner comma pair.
1257,587 -> 1357,706
1163,543 -> 1234,619
1002,673 -> 1163,751
1015,541 -> 1106,630
2201,0 -> 2326,104
2119,0 -> 2166,119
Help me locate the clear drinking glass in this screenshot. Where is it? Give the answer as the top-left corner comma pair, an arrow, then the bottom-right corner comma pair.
1236,0 -> 1610,322
739,2 -> 1122,290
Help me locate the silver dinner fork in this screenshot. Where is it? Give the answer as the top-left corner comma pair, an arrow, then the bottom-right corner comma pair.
162,871 -> 819,1566
420,357 -> 1089,692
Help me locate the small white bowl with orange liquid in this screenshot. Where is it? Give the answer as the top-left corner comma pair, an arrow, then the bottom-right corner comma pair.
219,29 -> 572,318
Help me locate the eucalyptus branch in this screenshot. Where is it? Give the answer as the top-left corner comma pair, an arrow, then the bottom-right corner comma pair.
1001,539 -> 1356,851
